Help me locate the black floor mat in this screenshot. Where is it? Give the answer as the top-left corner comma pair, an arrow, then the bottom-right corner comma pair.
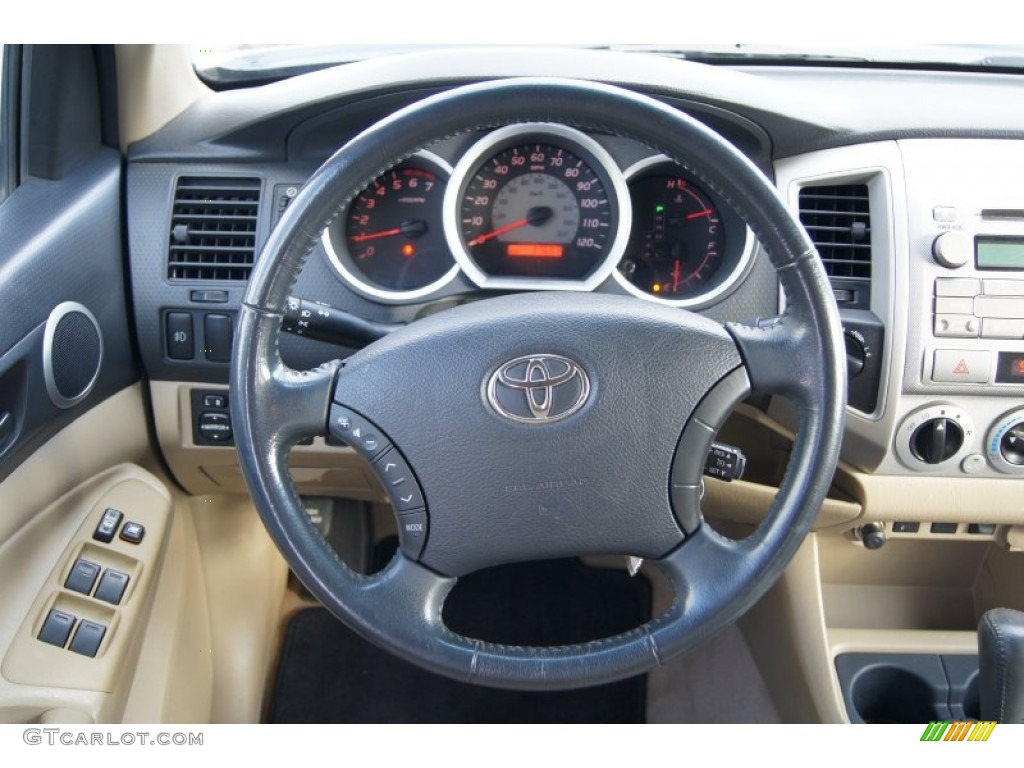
268,552 -> 651,723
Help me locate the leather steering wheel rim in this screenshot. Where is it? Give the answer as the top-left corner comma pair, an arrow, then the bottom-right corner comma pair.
231,78 -> 846,691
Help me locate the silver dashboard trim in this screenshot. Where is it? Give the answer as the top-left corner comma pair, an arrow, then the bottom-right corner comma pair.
612,154 -> 757,309
42,301 -> 103,410
443,123 -> 632,293
321,150 -> 461,304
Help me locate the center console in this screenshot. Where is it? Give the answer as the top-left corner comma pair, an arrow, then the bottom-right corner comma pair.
754,138 -> 1024,723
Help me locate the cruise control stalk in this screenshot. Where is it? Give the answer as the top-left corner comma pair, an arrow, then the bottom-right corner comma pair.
282,297 -> 401,348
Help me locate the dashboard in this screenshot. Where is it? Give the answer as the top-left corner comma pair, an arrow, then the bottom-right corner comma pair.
319,125 -> 752,307
123,48 -> 1024,510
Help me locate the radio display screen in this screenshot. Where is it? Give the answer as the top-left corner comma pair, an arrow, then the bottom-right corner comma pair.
977,237 -> 1024,270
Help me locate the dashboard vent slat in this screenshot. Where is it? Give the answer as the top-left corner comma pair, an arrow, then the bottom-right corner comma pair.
167,176 -> 261,282
798,184 -> 872,281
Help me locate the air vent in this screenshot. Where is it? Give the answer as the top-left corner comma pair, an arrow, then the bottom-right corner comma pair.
167,177 -> 261,281
798,184 -> 871,280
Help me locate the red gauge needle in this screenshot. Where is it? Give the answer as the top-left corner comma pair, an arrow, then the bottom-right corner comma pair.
351,227 -> 402,243
468,218 -> 528,247
672,259 -> 682,292
686,209 -> 713,220
468,206 -> 554,247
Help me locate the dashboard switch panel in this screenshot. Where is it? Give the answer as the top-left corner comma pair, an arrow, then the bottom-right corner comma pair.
985,407 -> 1024,474
165,312 -> 194,360
191,389 -> 234,446
203,313 -> 234,363
896,403 -> 975,472
932,349 -> 992,384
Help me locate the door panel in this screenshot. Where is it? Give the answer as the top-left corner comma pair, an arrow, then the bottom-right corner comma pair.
0,46 -> 137,483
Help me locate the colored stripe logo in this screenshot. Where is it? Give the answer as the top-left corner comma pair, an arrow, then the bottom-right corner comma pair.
920,721 -> 997,742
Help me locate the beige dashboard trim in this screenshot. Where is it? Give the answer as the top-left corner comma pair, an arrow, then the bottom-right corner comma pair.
150,380 -> 385,499
115,45 -> 209,149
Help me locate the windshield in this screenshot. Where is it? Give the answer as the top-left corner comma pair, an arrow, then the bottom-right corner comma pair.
192,44 -> 1024,87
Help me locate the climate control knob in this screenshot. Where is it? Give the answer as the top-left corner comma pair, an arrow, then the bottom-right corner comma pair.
986,408 -> 1024,474
896,403 -> 974,472
910,418 -> 964,464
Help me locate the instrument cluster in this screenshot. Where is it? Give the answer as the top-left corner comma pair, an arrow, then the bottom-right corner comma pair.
321,123 -> 755,308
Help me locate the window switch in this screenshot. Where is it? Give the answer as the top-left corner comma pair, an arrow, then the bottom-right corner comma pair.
38,609 -> 76,648
69,620 -> 106,658
119,521 -> 145,545
95,569 -> 130,605
93,508 -> 123,543
64,559 -> 101,595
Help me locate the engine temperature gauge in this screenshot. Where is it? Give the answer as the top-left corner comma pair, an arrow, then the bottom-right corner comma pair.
618,172 -> 725,299
613,159 -> 753,309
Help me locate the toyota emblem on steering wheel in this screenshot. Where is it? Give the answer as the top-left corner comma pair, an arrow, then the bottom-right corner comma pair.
486,354 -> 591,424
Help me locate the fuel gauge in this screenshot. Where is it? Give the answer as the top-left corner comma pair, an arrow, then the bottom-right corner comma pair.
615,159 -> 753,308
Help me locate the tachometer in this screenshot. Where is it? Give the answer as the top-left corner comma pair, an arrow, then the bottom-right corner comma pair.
445,124 -> 630,291
322,153 -> 458,301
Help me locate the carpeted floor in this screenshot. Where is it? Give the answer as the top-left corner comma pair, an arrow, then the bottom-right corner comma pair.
267,554 -> 652,723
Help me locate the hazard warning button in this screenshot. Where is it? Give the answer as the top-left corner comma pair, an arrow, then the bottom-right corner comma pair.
932,349 -> 992,384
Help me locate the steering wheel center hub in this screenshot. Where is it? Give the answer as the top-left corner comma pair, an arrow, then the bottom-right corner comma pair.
330,291 -> 743,576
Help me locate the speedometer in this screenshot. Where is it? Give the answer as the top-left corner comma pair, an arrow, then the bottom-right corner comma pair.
444,124 -> 630,291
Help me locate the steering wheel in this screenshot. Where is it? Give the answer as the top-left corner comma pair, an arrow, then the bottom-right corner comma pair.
231,78 -> 846,690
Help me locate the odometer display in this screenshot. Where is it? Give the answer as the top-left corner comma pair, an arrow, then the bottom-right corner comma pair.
447,125 -> 628,289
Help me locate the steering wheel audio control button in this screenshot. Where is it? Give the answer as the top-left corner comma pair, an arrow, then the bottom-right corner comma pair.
374,448 -> 425,511
398,509 -> 429,560
328,404 -> 391,460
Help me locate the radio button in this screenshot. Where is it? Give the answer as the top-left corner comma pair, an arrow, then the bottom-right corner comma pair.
974,296 -> 1024,319
981,318 -> 1024,340
934,314 -> 980,338
935,297 -> 974,315
933,231 -> 971,269
932,349 -> 992,384
983,279 -> 1024,297
935,278 -> 980,298
932,206 -> 957,222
